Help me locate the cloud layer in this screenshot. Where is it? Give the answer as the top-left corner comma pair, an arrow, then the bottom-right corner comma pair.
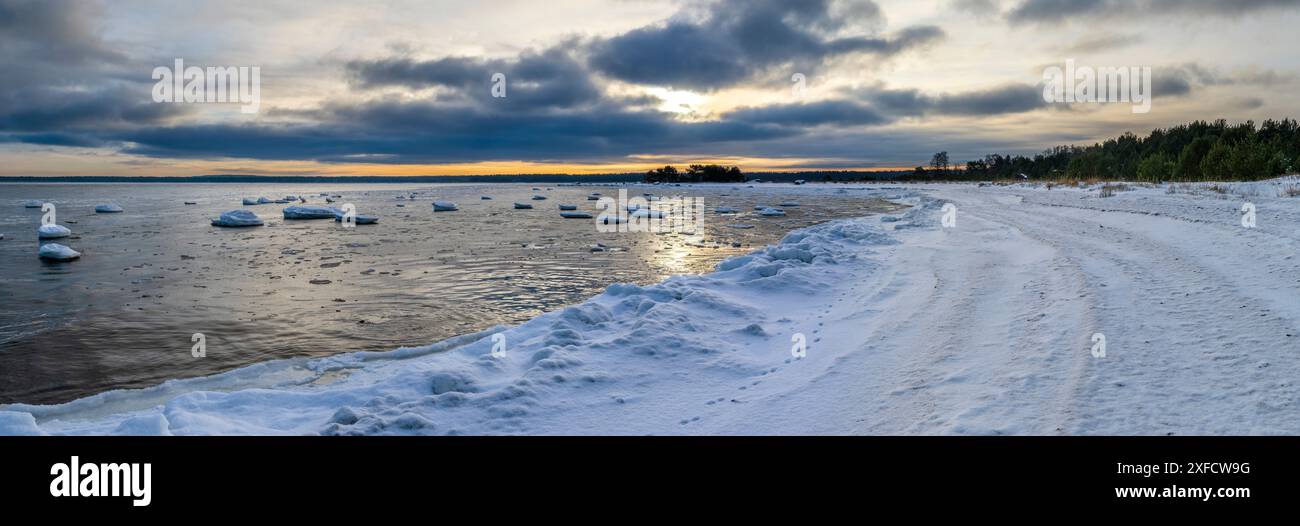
1,0 -> 1298,173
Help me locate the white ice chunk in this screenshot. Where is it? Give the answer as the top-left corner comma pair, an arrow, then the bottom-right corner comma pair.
39,243 -> 80,261
283,205 -> 343,220
631,208 -> 666,219
211,210 -> 264,227
335,214 -> 379,224
37,224 -> 71,239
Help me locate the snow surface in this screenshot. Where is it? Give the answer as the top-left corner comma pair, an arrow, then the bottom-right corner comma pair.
4,181 -> 1300,435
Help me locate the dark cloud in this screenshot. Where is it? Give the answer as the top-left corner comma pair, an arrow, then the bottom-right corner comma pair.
725,100 -> 891,127
1060,32 -> 1143,53
0,0 -> 127,65
0,0 -> 185,135
854,84 -> 1048,117
1151,63 -> 1296,98
110,101 -> 795,163
1007,0 -> 1300,23
345,45 -> 604,111
0,86 -> 179,132
587,0 -> 943,90
0,132 -> 107,148
950,0 -> 1002,16
718,82 -> 1050,129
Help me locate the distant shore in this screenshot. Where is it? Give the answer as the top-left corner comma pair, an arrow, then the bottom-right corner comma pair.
0,171 -> 906,185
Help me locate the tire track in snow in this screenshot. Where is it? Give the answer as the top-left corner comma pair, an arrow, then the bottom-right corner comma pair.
920,186 -> 1300,434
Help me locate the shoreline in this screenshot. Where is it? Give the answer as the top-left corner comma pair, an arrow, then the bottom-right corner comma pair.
0,184 -> 915,423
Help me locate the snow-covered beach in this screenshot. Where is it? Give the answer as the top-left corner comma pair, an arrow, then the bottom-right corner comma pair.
3,180 -> 1299,435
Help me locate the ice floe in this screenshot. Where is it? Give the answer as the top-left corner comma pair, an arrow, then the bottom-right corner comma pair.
560,211 -> 593,219
210,210 -> 264,227
630,208 -> 666,219
283,205 -> 342,220
433,201 -> 459,211
38,243 -> 80,261
22,200 -> 44,208
759,207 -> 786,217
94,204 -> 124,213
37,224 -> 71,239
335,214 -> 379,225
558,204 -> 578,211
514,203 -> 534,209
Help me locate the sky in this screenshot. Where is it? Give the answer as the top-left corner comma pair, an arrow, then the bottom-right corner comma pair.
1,0 -> 1298,177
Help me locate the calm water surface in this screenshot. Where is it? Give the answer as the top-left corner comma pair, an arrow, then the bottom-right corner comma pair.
0,182 -> 897,403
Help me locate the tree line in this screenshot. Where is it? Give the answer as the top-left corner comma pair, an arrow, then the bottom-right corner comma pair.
937,119 -> 1299,182
644,164 -> 745,183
